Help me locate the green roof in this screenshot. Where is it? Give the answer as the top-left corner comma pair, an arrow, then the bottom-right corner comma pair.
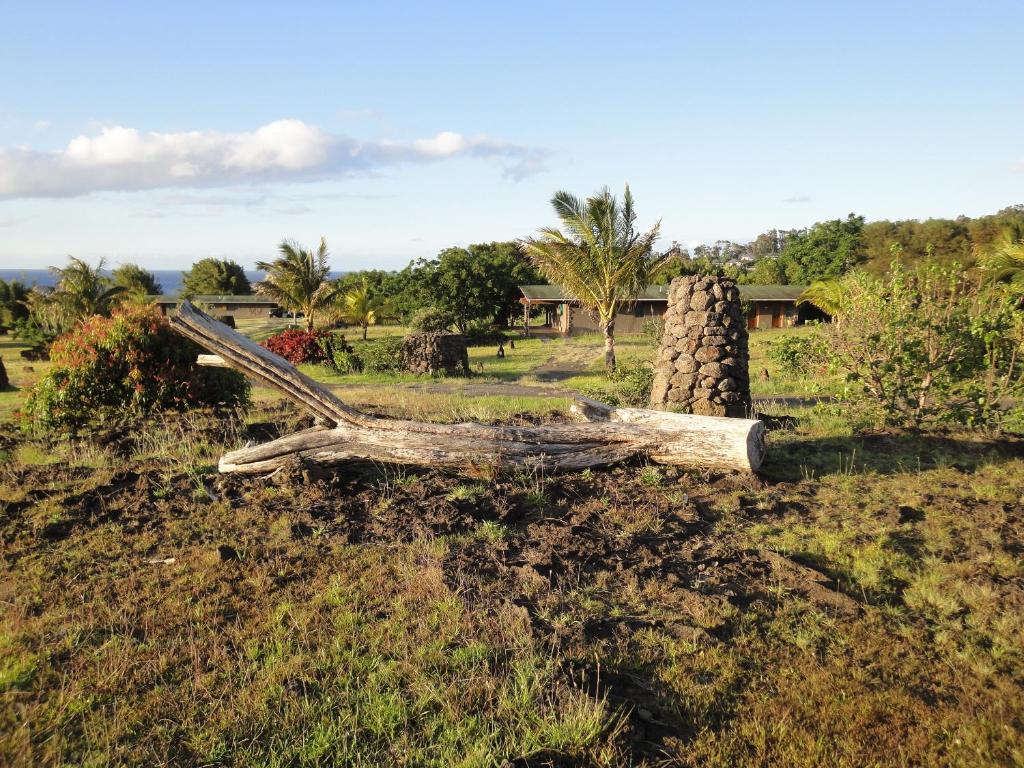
738,284 -> 806,301
150,294 -> 279,305
519,284 -> 804,302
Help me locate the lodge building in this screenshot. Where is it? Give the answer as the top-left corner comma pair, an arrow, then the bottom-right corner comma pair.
518,284 -> 815,335
151,295 -> 280,320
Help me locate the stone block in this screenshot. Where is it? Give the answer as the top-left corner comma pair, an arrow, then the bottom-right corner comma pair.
694,346 -> 723,363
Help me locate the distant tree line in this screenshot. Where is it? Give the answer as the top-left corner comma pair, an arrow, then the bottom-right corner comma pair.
654,204 -> 1024,286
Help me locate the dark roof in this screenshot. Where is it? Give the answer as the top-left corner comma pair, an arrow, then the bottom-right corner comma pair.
519,284 -> 804,303
739,285 -> 806,301
150,294 -> 279,305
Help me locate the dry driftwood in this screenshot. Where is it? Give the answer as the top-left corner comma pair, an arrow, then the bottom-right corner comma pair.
171,301 -> 765,474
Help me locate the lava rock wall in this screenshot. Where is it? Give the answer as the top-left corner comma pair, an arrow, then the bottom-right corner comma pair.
400,332 -> 470,376
650,276 -> 751,417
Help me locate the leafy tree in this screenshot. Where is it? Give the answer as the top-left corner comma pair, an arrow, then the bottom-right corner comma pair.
742,256 -> 786,285
413,242 -> 542,332
749,229 -> 796,259
861,218 -> 972,274
181,258 -> 251,297
256,238 -> 335,330
776,214 -> 865,284
337,279 -> 378,339
0,279 -> 30,325
332,269 -> 403,320
520,185 -> 664,371
966,205 -> 1024,255
112,263 -> 162,296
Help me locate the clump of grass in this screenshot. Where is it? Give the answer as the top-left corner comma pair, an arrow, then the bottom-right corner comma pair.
446,482 -> 487,503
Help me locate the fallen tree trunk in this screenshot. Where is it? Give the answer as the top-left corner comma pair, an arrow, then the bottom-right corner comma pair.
171,301 -> 765,474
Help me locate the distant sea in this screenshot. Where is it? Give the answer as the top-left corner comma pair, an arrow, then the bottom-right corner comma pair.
0,269 -> 346,297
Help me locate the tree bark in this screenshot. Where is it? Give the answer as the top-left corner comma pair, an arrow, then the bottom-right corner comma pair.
172,301 -> 765,475
602,319 -> 616,372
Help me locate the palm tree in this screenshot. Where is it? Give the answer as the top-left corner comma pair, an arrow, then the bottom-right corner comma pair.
256,238 -> 335,330
982,237 -> 1024,293
520,185 -> 663,371
0,279 -> 30,326
338,280 -> 378,339
797,279 -> 849,319
50,257 -> 125,324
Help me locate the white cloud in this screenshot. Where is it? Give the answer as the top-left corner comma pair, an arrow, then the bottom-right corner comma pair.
782,195 -> 811,203
0,119 -> 548,199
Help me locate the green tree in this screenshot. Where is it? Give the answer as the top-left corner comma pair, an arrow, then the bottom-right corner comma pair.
337,279 -> 378,339
49,257 -> 125,324
776,214 -> 865,284
520,185 -> 664,371
0,279 -> 30,326
256,238 -> 335,330
181,258 -> 251,297
416,242 -> 543,331
743,256 -> 786,285
112,263 -> 162,296
332,269 -> 403,320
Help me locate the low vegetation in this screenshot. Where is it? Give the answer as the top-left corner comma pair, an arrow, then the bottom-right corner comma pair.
24,304 -> 249,429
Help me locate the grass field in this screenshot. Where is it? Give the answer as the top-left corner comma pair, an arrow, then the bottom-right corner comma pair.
1,322 -> 1022,766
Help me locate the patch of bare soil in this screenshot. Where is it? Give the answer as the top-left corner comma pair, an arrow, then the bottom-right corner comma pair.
204,450 -> 858,758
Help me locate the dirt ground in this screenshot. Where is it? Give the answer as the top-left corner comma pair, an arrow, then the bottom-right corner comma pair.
2,406 -> 1023,766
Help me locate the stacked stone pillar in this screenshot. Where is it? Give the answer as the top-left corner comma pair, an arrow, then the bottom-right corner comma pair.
650,276 -> 751,417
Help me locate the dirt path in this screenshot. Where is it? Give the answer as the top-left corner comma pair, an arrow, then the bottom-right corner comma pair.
531,346 -> 596,382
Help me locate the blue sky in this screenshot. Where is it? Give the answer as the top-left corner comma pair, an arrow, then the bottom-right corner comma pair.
1,0 -> 1021,270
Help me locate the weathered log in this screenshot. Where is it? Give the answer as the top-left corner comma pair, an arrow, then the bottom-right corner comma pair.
171,301 -> 765,474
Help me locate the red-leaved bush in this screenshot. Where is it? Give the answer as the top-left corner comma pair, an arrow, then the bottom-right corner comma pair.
26,303 -> 249,428
262,328 -> 348,365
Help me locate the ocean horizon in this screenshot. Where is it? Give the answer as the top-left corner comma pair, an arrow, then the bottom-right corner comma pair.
0,269 -> 349,297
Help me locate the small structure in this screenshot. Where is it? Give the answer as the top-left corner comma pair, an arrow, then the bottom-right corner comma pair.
151,295 -> 279,320
400,332 -> 470,376
650,276 -> 751,417
518,283 -> 809,335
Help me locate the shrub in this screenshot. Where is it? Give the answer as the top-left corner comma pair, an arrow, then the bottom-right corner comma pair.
640,317 -> 665,346
463,319 -> 508,346
356,337 -> 405,374
26,304 -> 249,429
579,360 -> 655,407
331,349 -> 363,374
766,334 -> 820,376
262,328 -> 352,366
408,307 -> 455,333
813,262 -> 1024,430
